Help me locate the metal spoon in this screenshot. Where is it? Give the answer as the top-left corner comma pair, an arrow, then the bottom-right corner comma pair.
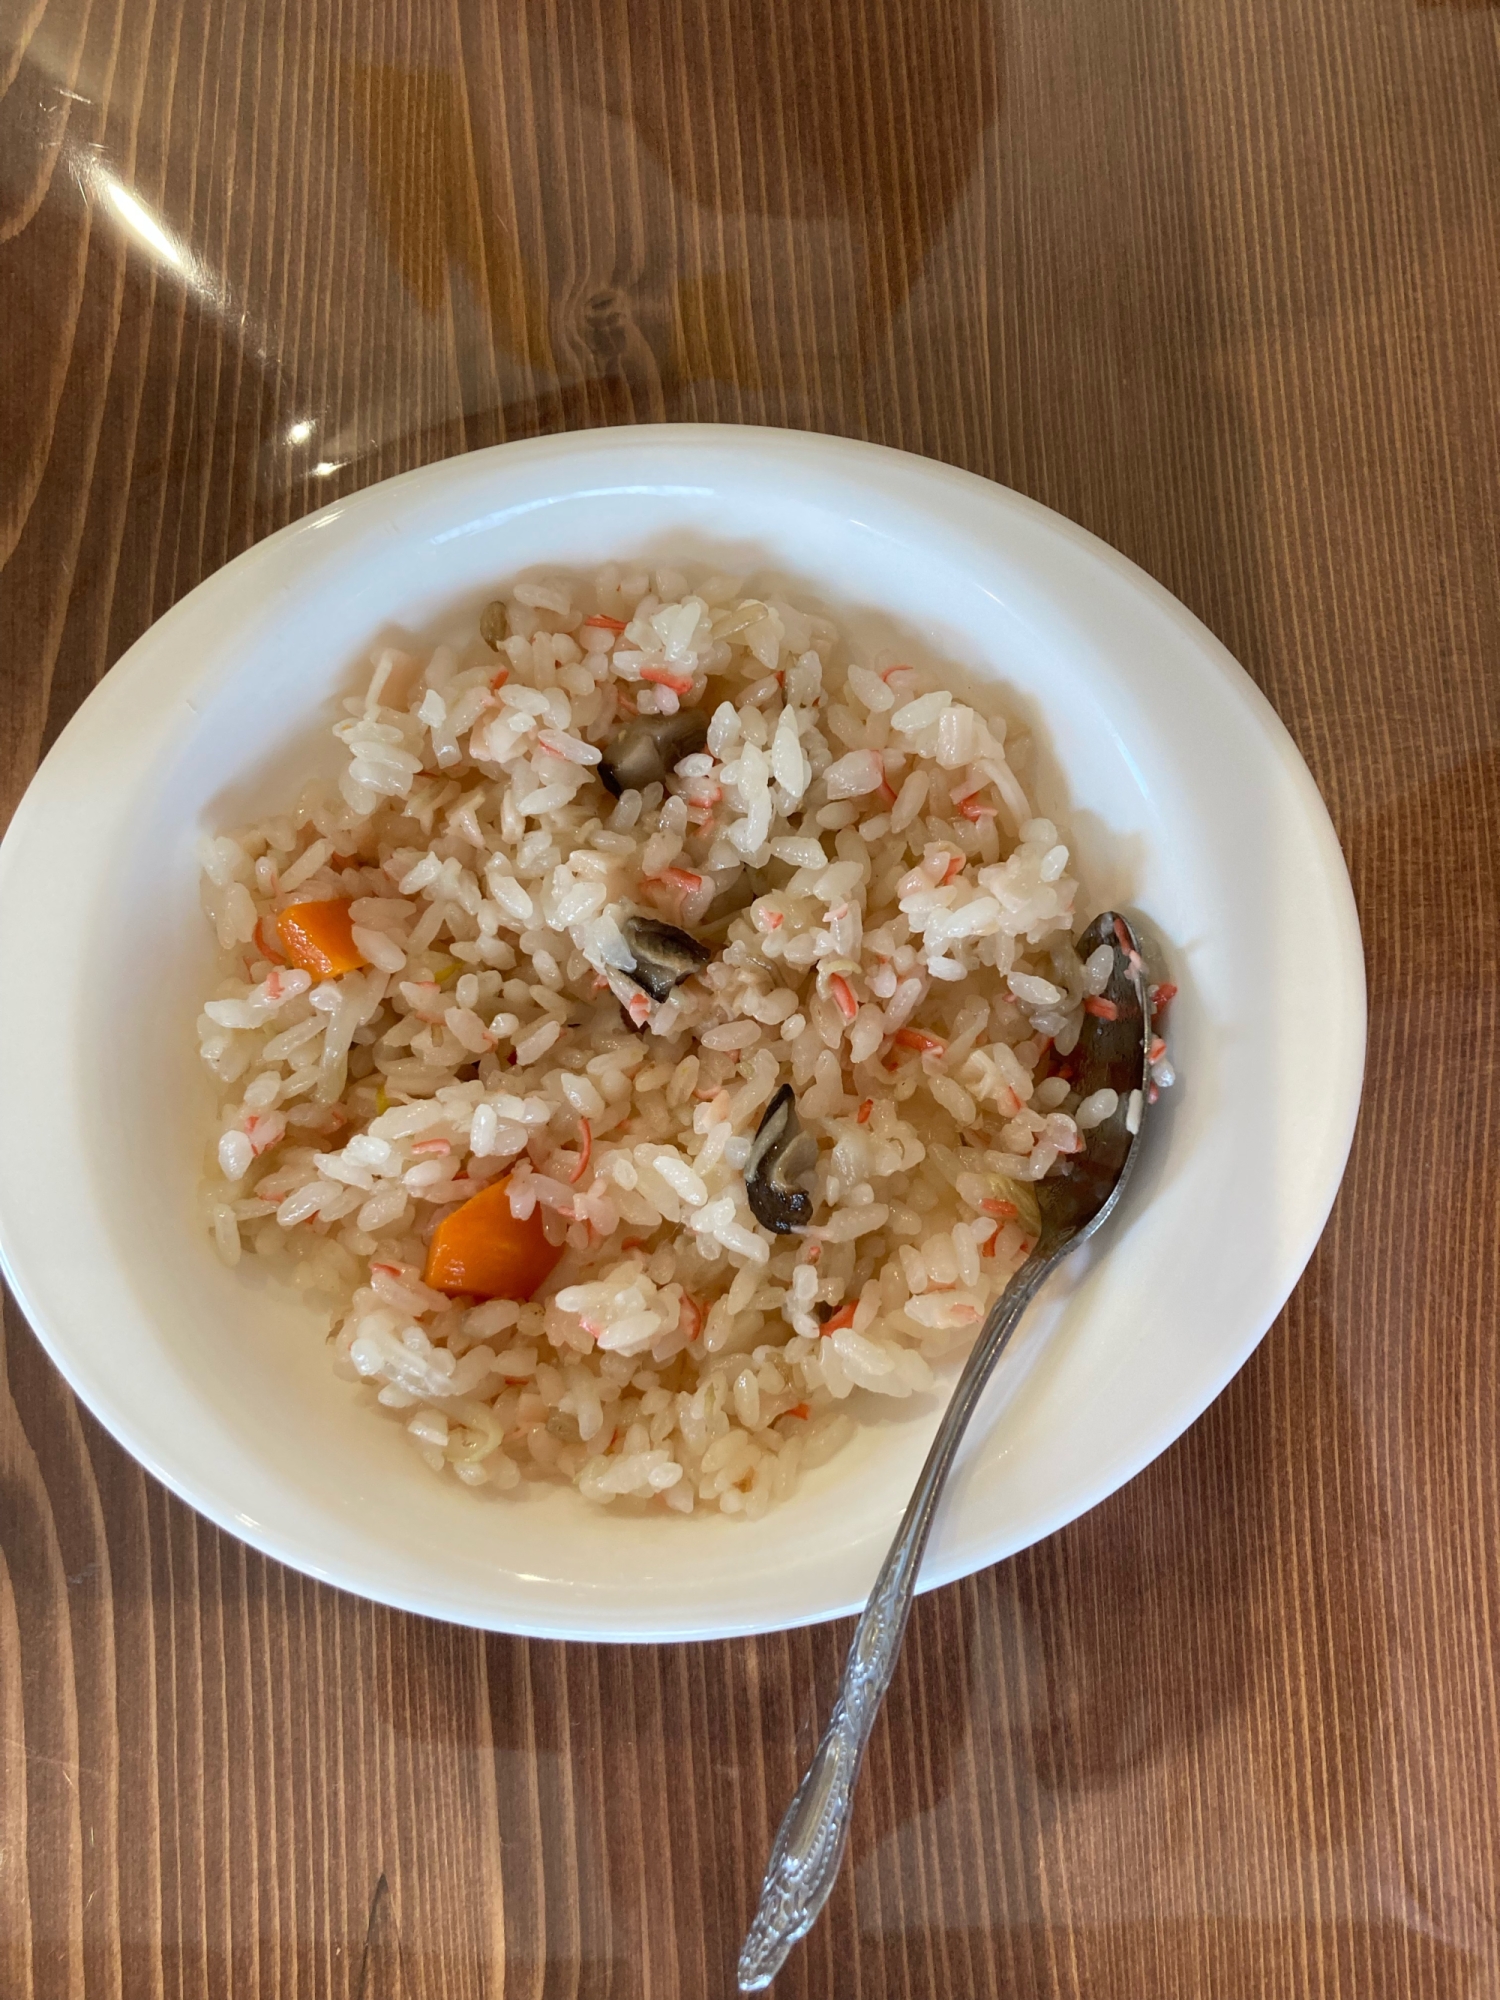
737,911 -> 1153,1992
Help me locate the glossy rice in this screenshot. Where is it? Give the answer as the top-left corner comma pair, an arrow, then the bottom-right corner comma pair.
196,564 -> 1167,1518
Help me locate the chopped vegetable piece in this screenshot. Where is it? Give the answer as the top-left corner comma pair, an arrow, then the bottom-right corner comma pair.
620,915 -> 711,1002
423,1177 -> 563,1301
276,899 -> 367,977
599,711 -> 708,796
745,1084 -> 818,1233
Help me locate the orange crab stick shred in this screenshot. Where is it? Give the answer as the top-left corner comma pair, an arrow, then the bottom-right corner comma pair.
275,899 -> 367,978
423,1177 -> 563,1301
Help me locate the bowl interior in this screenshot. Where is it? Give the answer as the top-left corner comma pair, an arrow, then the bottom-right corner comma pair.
0,430 -> 1363,1637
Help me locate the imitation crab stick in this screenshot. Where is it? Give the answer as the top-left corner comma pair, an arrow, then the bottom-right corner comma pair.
423,1176 -> 563,1301
276,899 -> 367,978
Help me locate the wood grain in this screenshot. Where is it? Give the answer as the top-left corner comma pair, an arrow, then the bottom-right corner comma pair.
3,0 -> 1500,1991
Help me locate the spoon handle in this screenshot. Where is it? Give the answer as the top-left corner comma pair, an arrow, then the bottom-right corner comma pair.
736,1248 -> 1056,1992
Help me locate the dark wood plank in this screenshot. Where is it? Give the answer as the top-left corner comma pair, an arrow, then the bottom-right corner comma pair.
3,0 -> 1500,1991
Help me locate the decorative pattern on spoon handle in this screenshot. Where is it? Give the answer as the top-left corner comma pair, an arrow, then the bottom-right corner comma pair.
735,1538 -> 921,1985
737,1262 -> 1052,1991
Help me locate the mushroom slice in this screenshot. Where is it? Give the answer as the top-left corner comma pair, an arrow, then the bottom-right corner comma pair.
744,1084 -> 818,1234
599,712 -> 708,797
619,915 -> 711,1003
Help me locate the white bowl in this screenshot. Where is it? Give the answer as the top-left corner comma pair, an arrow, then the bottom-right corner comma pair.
0,426 -> 1364,1640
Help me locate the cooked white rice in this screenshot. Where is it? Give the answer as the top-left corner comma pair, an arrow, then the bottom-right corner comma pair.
196,563 -> 1171,1519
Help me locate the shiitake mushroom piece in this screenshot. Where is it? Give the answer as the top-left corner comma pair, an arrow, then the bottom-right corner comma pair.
598,711 -> 708,796
744,1084 -> 818,1234
619,915 -> 712,1003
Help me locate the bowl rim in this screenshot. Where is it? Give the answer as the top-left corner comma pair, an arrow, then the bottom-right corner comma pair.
0,424 -> 1366,1639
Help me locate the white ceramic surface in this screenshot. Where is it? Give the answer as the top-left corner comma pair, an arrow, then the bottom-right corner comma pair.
0,426 -> 1365,1641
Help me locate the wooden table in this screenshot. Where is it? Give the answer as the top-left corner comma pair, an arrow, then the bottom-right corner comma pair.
4,0 -> 1498,1992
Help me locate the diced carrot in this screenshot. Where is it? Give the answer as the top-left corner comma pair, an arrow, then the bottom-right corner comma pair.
829,974 -> 858,1022
567,1119 -> 591,1184
1083,995 -> 1119,1021
959,798 -> 997,822
423,1177 -> 563,1301
1150,982 -> 1178,1022
856,1099 -> 873,1125
786,1403 -> 811,1422
820,1303 -> 857,1336
941,855 -> 965,885
276,900 -> 367,977
584,613 -> 627,633
489,666 -> 510,691
893,1027 -> 946,1054
980,1198 -> 1019,1220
